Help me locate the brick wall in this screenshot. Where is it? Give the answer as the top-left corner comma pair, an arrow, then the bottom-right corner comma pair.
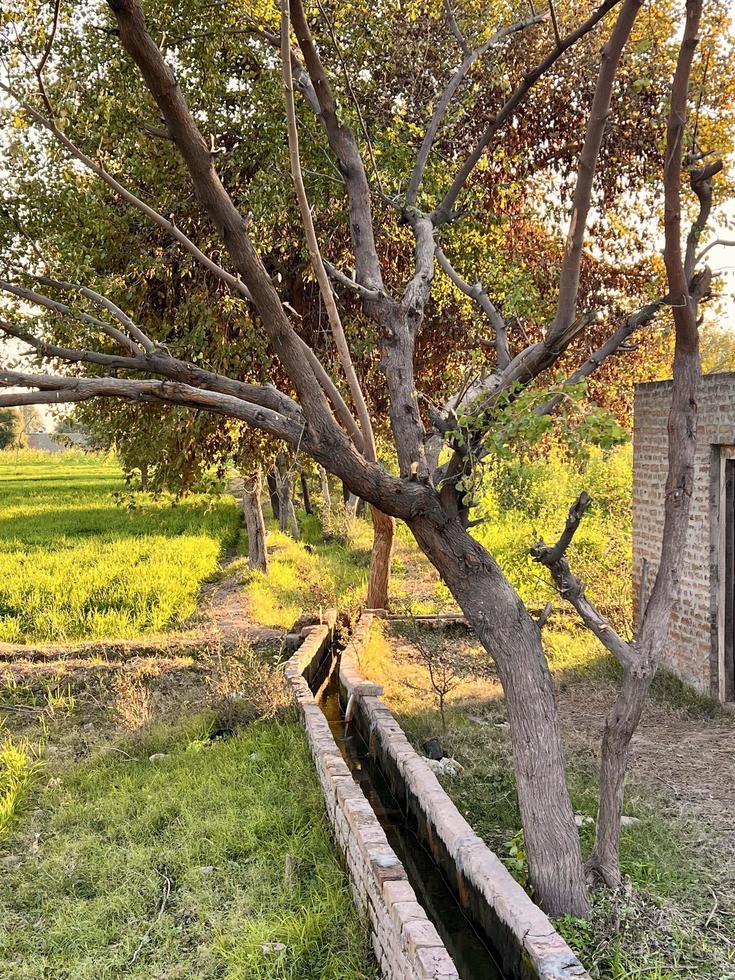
633,372 -> 735,699
285,621 -> 459,980
341,615 -> 590,980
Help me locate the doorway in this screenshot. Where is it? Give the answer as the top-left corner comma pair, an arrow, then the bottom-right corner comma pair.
720,450 -> 735,702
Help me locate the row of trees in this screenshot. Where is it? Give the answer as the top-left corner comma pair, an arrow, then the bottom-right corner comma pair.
1,0 -> 733,914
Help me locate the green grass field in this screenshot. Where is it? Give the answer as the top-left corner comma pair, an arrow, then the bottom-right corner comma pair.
0,716 -> 376,980
0,451 -> 240,643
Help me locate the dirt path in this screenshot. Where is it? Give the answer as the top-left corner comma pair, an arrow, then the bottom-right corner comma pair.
557,682 -> 735,835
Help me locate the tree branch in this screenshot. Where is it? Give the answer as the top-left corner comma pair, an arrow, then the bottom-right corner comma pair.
548,0 -> 642,343
0,279 -> 141,355
432,0 -> 625,225
436,245 -> 510,368
289,0 -> 384,292
0,81 -> 254,304
0,315 -> 303,419
406,11 -> 546,207
0,370 -> 303,445
684,157 -> 723,281
532,492 -> 634,666
280,0 -> 376,461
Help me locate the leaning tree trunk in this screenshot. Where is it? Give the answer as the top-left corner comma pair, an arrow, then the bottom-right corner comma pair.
586,666 -> 653,885
242,468 -> 268,573
367,506 -> 395,610
588,2 -> 704,887
411,513 -> 589,917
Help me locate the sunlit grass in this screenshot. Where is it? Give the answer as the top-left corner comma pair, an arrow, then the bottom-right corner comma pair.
0,733 -> 43,844
0,451 -> 240,643
0,718 -> 376,979
243,514 -> 372,629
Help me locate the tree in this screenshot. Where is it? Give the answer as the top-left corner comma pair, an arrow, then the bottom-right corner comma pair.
0,0 -> 732,914
0,408 -> 20,449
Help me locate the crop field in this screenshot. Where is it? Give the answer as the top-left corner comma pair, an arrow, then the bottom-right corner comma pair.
0,451 -> 240,643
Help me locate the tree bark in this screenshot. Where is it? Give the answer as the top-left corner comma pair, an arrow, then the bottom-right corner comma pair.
300,471 -> 312,515
318,465 -> 332,532
587,0 -> 704,886
367,506 -> 394,610
586,666 -> 653,885
275,453 -> 300,540
410,513 -> 589,916
266,469 -> 280,520
242,468 -> 268,573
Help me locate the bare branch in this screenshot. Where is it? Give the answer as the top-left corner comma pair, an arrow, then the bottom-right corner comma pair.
281,0 -> 376,461
432,0 -> 625,225
695,236 -> 735,265
323,261 -> 380,300
0,81 -> 254,303
0,314 -> 303,418
290,0 -> 384,292
436,246 -> 510,368
0,370 -> 303,445
30,274 -> 157,352
532,492 -> 634,666
406,11 -> 547,207
443,0 -> 470,56
0,279 -> 140,355
684,157 -> 723,280
549,0 -> 642,342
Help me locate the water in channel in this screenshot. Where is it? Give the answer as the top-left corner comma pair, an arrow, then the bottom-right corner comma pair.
316,659 -> 508,980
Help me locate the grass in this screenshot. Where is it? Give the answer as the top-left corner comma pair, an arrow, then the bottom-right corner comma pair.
0,450 -> 240,643
242,513 -> 376,629
0,715 -> 376,979
0,733 -> 42,845
0,452 -> 376,978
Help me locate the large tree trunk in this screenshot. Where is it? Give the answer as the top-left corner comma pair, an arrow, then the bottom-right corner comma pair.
242,468 -> 268,573
367,506 -> 394,610
410,513 -> 589,917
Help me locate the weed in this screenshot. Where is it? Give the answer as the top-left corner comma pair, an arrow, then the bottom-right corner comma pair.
0,733 -> 43,844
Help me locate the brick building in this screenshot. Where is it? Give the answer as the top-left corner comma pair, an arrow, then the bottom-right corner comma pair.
633,373 -> 735,704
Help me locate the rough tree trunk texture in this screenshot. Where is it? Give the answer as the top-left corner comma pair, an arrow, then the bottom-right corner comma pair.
587,667 -> 653,884
266,469 -> 280,521
586,0 -> 704,888
410,514 -> 589,916
367,506 -> 395,611
300,471 -> 312,515
242,468 -> 268,573
318,465 -> 332,532
275,452 -> 299,539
